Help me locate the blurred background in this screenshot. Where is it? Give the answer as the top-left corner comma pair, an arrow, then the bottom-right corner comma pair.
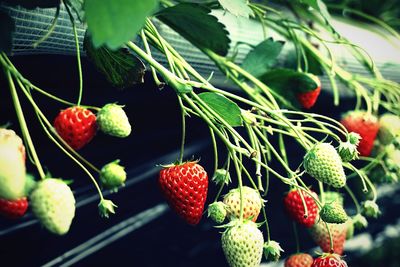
1,2 -> 400,267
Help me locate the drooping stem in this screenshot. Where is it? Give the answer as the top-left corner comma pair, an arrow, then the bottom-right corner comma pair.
5,70 -> 45,179
65,3 -> 83,106
177,96 -> 186,163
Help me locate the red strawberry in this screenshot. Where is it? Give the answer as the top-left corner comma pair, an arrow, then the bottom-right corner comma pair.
296,75 -> 321,109
0,197 -> 28,219
284,189 -> 318,228
53,106 -> 97,150
340,111 -> 379,157
158,161 -> 208,225
285,253 -> 314,267
312,253 -> 348,267
309,220 -> 347,255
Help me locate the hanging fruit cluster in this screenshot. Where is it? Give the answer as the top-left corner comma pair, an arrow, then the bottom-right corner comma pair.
1,0 -> 400,266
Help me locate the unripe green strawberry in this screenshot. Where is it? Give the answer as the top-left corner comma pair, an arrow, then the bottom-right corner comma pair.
322,191 -> 344,206
263,240 -> 284,262
223,186 -> 263,222
0,141 -> 26,200
97,104 -> 131,138
30,179 -> 76,235
337,132 -> 360,162
361,200 -> 380,218
320,202 -> 348,224
100,160 -> 127,191
304,143 -> 346,188
208,201 -> 227,224
378,113 -> 400,145
221,220 -> 264,267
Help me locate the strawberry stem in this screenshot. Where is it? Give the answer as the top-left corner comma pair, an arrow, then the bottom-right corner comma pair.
344,185 -> 361,214
5,68 -> 46,179
177,96 -> 186,164
209,127 -> 218,175
323,221 -> 334,253
32,5 -> 60,48
65,3 -> 83,107
140,30 -> 164,88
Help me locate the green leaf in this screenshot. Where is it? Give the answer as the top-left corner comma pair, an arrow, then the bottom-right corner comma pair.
157,3 -> 231,56
259,69 -> 319,107
241,38 -> 284,78
198,92 -> 242,127
218,0 -> 253,18
84,33 -> 146,89
84,0 -> 159,49
0,10 -> 15,54
284,48 -> 323,75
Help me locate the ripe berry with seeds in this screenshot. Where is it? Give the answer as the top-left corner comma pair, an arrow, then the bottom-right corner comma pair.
158,161 -> 208,225
284,189 -> 318,228
53,106 -> 97,150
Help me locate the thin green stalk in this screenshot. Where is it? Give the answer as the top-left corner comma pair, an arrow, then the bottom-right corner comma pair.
344,185 -> 361,213
178,96 -> 186,163
140,30 -> 164,88
209,127 -> 218,174
6,70 -> 45,179
33,5 -> 60,48
65,3 -> 83,106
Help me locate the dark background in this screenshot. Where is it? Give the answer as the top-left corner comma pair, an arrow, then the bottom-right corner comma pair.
0,55 -> 399,267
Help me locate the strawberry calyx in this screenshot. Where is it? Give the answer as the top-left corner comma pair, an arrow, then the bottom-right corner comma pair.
212,169 -> 231,185
98,199 -> 117,218
159,159 -> 200,169
263,240 -> 284,262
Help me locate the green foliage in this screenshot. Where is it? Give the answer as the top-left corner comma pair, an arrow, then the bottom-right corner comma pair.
84,33 -> 146,89
198,92 -> 243,127
84,0 -> 159,49
157,3 -> 231,56
0,10 -> 14,54
218,0 -> 254,18
241,38 -> 284,78
259,69 -> 319,107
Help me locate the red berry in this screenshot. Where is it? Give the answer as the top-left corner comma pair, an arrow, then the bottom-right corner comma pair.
0,197 -> 28,219
341,111 -> 379,157
158,162 -> 208,225
285,253 -> 314,267
53,106 -> 97,150
312,253 -> 348,267
296,76 -> 321,109
284,189 -> 318,228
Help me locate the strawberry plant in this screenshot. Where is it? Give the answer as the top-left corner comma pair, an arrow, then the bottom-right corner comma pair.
0,0 -> 399,265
